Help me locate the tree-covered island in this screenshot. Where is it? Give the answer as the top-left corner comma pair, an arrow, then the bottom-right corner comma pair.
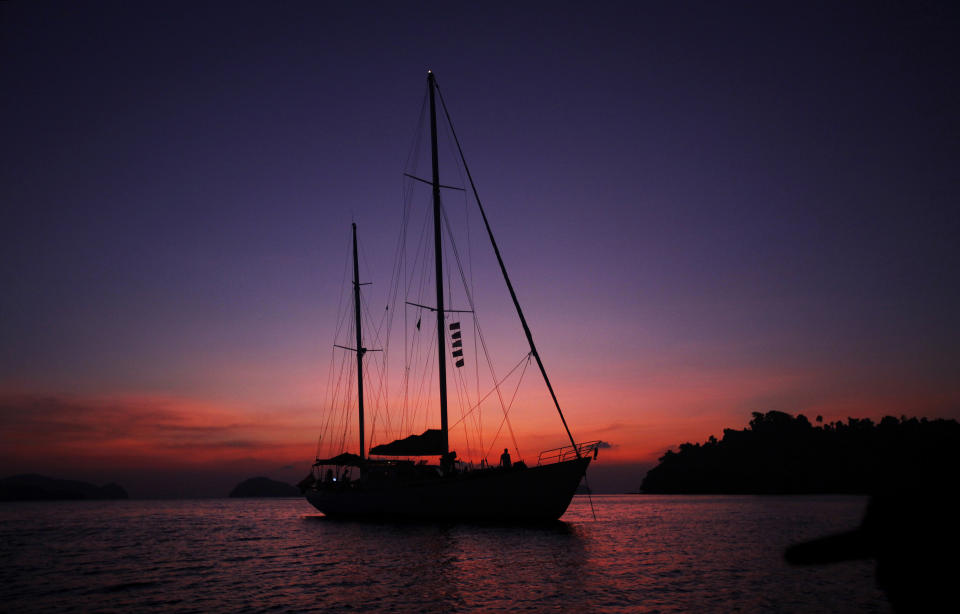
640,411 -> 960,494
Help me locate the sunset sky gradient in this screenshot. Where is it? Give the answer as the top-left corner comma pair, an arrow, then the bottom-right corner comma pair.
2,2 -> 957,496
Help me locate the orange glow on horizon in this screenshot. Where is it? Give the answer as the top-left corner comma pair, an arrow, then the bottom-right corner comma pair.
3,369 -> 956,482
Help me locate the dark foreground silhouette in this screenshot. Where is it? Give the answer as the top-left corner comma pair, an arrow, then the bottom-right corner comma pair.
641,411 -> 960,494
0,474 -> 128,500
228,477 -> 300,498
785,453 -> 960,613
637,410 -> 960,611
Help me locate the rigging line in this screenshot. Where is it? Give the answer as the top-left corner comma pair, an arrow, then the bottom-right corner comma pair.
403,88 -> 428,174
316,343 -> 343,460
398,180 -> 415,306
329,339 -> 353,455
317,343 -> 341,457
407,322 -> 428,434
405,202 -> 435,436
449,321 -> 483,453
441,198 -> 453,310
445,334 -> 478,451
336,317 -> 359,452
400,183 -> 431,434
391,203 -> 409,316
361,323 -> 389,441
582,472 -> 598,521
473,313 -> 482,453
321,346 -> 345,446
318,230 -> 354,459
412,314 -> 431,436
398,180 -> 415,440
437,123 -> 483,448
433,199 -> 478,419
435,78 -> 581,457
503,355 -> 532,460
403,173 -> 465,191
439,202 -> 521,456
377,192 -> 411,429
404,198 -> 433,302
334,316 -> 357,455
357,239 -> 388,347
382,183 -> 410,399
316,341 -> 340,456
402,302 -> 423,436
363,342 -> 389,410
371,337 -> 394,444
448,341 -> 475,460
401,180 -> 429,298
446,316 -> 483,459
354,206 -> 403,447
440,93 -> 476,319
403,315 -> 433,437
401,221 -> 428,433
321,227 -> 354,438
399,177 -> 421,296
450,126 -> 481,453
449,352 -> 531,429
328,226 -> 353,367
359,291 -> 386,362
372,350 -> 393,443
355,241 -> 395,381
401,305 -> 417,437
338,377 -> 353,454
484,353 -> 532,461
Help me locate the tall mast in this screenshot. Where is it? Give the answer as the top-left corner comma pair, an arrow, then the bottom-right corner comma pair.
352,222 -> 366,459
432,80 -> 581,457
428,71 -> 449,455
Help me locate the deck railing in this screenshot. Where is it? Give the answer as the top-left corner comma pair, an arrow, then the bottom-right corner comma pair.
537,440 -> 601,466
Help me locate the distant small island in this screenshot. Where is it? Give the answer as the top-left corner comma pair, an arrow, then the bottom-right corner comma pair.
0,474 -> 128,501
229,477 -> 300,498
641,411 -> 960,494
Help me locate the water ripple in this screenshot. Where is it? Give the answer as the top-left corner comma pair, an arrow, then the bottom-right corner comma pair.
2,495 -> 888,612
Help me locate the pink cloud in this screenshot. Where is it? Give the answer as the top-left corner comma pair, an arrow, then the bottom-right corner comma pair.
0,391 -> 320,473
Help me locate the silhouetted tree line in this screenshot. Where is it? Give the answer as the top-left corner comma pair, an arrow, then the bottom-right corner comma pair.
640,411 -> 960,494
0,474 -> 128,500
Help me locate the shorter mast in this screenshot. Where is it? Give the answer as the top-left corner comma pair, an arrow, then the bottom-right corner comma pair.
352,223 -> 366,459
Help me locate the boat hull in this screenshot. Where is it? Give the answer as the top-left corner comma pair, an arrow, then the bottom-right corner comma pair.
305,457 -> 590,522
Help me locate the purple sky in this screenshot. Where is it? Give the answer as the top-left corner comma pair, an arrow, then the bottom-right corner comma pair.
1,1 -> 958,495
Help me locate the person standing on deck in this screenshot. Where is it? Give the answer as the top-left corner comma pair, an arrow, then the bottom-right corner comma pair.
500,448 -> 511,468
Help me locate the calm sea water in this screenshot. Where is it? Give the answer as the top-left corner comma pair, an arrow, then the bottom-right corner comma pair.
1,495 -> 888,612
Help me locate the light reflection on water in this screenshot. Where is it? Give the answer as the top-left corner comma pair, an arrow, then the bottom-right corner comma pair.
0,495 -> 888,612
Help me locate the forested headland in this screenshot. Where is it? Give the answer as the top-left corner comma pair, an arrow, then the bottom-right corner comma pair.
640,411 -> 960,494
0,474 -> 128,500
